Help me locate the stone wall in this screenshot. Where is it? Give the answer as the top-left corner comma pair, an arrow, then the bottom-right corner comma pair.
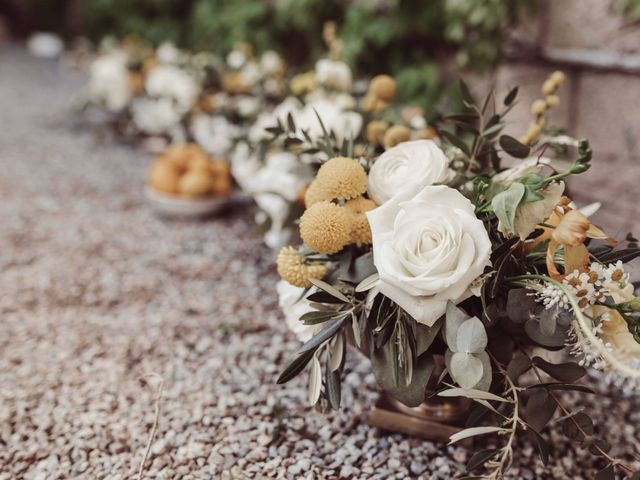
470,0 -> 640,234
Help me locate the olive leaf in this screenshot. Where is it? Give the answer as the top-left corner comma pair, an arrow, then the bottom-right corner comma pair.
499,134 -> 530,158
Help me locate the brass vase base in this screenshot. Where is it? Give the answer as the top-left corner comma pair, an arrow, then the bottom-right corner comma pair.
368,392 -> 473,447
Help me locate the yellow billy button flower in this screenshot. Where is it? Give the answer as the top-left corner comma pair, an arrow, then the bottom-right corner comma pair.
315,156 -> 367,201
369,75 -> 397,102
344,197 -> 378,246
383,125 -> 411,149
299,201 -> 352,254
303,179 -> 332,207
366,120 -> 389,146
276,246 -> 327,288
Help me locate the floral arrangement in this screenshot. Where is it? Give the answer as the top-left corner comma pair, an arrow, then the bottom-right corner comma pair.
275,72 -> 640,478
232,23 -> 440,248
81,38 -> 288,158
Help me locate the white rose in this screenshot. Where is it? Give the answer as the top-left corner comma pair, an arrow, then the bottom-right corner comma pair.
132,97 -> 182,134
226,50 -> 247,69
145,65 -> 199,112
260,50 -> 284,76
277,280 -> 321,342
235,95 -> 262,118
315,59 -> 352,92
367,140 -> 454,205
156,42 -> 182,64
191,114 -> 240,157
88,51 -> 132,112
366,185 -> 492,326
248,97 -> 302,144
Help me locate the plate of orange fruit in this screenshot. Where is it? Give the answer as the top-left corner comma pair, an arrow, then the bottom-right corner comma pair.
146,143 -> 234,218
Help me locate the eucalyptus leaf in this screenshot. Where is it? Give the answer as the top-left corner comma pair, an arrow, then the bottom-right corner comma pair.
528,429 -> 550,465
562,412 -> 594,439
595,464 -> 615,480
450,352 -> 484,389
525,389 -> 556,432
491,182 -> 526,231
506,288 -> 537,323
416,317 -> 443,356
532,357 -> 586,383
446,302 -> 470,351
474,351 -> 493,392
507,352 -> 531,381
456,317 -> 488,354
524,318 -> 568,348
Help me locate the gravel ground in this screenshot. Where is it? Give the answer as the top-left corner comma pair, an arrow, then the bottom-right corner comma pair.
0,45 -> 638,480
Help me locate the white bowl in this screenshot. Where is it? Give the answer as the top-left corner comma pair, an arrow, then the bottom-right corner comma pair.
144,187 -> 232,219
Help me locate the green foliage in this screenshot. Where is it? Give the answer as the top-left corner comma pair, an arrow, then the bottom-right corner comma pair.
614,0 -> 640,21
24,0 -> 535,109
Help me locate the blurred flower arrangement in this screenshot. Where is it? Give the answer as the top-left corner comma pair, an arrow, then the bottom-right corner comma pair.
274,72 -> 640,479
81,38 -> 288,157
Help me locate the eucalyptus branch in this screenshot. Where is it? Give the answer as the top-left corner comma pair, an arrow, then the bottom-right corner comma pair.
522,349 -> 634,474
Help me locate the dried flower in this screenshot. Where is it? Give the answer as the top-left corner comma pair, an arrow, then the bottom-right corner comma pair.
366,120 -> 389,145
369,75 -> 397,102
361,92 -> 388,113
315,156 -> 367,201
545,94 -> 560,107
383,125 -> 411,149
303,179 -> 332,207
531,99 -> 547,116
546,209 -> 613,278
552,210 -> 596,246
550,70 -> 566,86
542,79 -> 556,95
415,126 -> 438,140
299,201 -> 352,254
276,246 -> 327,288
